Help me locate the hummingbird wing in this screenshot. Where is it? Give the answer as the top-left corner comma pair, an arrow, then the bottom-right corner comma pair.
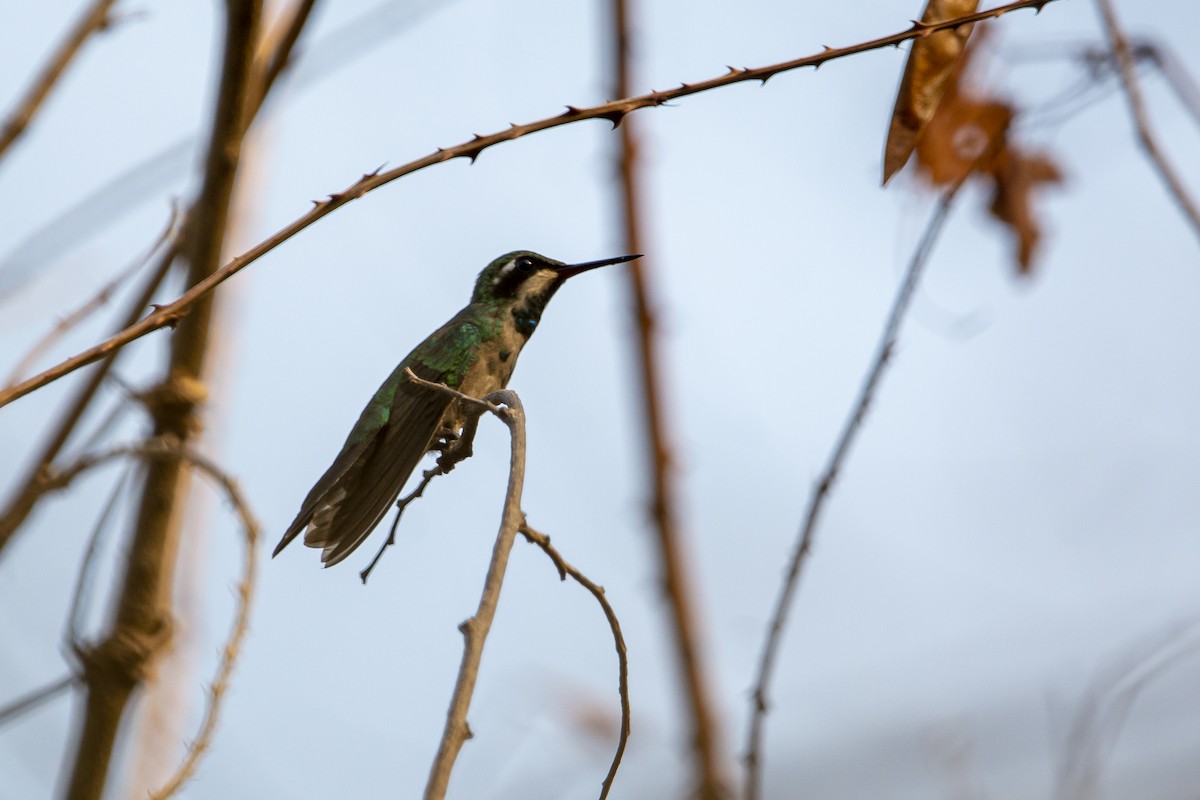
274,314 -> 484,566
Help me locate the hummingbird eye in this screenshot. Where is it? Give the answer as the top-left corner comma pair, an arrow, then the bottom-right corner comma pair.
515,256 -> 535,273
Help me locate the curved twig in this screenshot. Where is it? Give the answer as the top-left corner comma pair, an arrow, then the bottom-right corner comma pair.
744,178 -> 970,800
42,438 -> 260,800
0,0 -> 1060,410
519,522 -> 631,800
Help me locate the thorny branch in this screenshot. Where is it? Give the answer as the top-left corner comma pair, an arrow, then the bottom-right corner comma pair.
0,0 -> 118,161
0,0 -> 1061,409
1094,0 -> 1200,241
519,522 -> 631,800
744,176 -> 972,800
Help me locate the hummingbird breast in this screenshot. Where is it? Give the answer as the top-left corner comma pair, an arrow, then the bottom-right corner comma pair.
437,307 -> 527,435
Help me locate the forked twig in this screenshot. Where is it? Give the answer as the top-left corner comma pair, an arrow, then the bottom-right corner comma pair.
0,0 -> 1060,410
519,522 -> 631,800
744,177 -> 970,800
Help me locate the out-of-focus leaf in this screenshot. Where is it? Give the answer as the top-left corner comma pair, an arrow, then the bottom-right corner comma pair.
911,29 -> 1065,275
988,148 -> 1064,272
882,0 -> 980,185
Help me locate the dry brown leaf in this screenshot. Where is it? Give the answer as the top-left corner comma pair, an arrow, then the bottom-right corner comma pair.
910,27 -> 1064,275
988,148 -> 1064,272
882,0 -> 981,184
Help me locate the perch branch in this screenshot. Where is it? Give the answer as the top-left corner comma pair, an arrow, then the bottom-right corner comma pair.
519,522 -> 631,800
0,0 -> 1061,409
423,387 -> 525,800
744,176 -> 970,800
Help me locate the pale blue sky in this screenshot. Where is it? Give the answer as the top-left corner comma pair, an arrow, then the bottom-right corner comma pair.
1,1 -> 1198,798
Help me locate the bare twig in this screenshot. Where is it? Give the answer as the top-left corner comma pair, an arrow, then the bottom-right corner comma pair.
610,0 -> 727,795
744,177 -> 970,800
66,462 -> 136,645
0,674 -> 75,726
0,0 -> 1061,409
3,206 -> 182,390
36,437 -> 261,800
0,0 -> 119,161
519,522 -> 631,800
360,378 -> 489,583
1095,0 -> 1200,240
423,388 -> 525,800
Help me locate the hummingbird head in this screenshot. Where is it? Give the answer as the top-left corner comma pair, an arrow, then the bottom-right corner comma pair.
471,250 -> 640,307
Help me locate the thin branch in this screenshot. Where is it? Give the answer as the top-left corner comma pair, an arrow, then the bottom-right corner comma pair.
744,177 -> 970,800
519,522 -> 630,800
361,391 -> 487,583
1095,0 -> 1200,240
0,675 -> 75,726
66,462 -> 136,646
3,205 -> 181,390
0,0 -> 1061,409
0,0 -> 119,161
359,464 -> 444,583
610,0 -> 727,794
423,388 -> 525,800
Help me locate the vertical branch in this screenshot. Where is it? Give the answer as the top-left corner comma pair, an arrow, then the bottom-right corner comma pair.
58,2 -> 262,798
0,0 -> 118,162
609,1 -> 728,797
743,179 -> 968,800
423,390 -> 526,800
1094,0 -> 1200,240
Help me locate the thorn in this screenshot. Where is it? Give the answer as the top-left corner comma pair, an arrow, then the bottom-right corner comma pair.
464,146 -> 483,163
725,65 -> 738,75
471,133 -> 485,142
562,104 -> 583,117
599,108 -> 627,128
822,44 -> 833,52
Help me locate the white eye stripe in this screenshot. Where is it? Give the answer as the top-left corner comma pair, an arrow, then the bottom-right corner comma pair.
493,259 -> 518,285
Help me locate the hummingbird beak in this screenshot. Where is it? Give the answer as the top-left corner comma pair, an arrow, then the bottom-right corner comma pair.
555,253 -> 642,280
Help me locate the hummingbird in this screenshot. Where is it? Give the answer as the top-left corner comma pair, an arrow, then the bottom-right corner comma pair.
273,250 -> 640,568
